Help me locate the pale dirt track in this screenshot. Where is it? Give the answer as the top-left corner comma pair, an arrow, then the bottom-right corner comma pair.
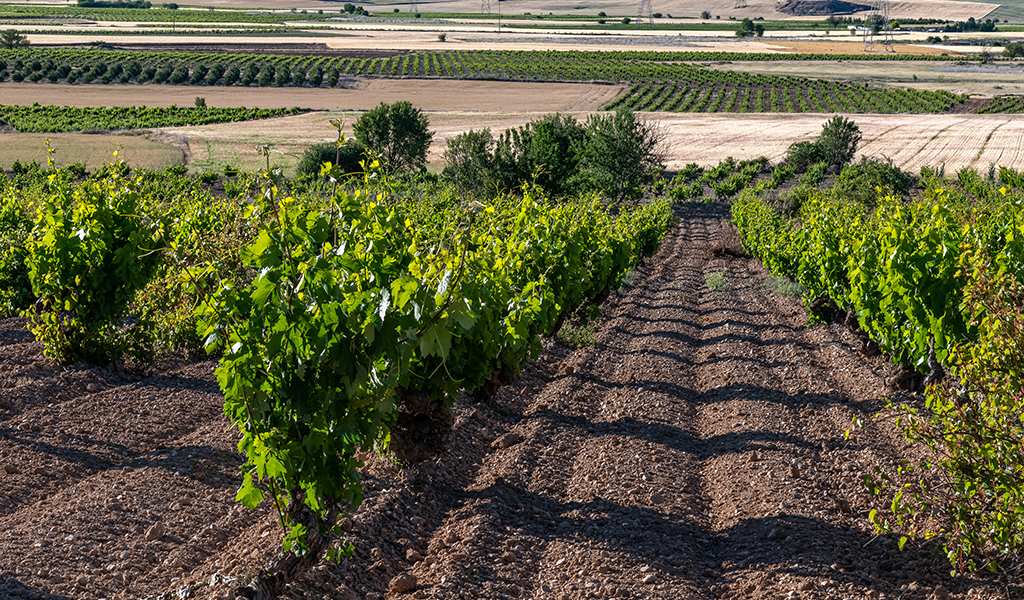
19,30 -> 974,54
356,0 -> 996,19
0,206 -> 1002,599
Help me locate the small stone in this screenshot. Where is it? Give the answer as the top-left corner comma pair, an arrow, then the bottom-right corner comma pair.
388,573 -> 417,594
799,580 -> 814,591
405,548 -> 423,563
370,547 -> 384,561
491,432 -> 523,449
3,464 -> 18,475
642,574 -> 656,584
931,585 -> 950,600
144,523 -> 164,542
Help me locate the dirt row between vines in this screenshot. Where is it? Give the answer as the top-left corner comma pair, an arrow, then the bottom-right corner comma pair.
0,204 -> 1000,599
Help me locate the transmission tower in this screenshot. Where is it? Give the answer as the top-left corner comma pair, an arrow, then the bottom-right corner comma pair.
638,0 -> 653,24
864,0 -> 895,52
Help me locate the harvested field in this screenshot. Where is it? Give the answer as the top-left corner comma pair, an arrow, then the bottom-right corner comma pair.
0,80 -> 623,112
0,206 -> 1001,599
160,111 -> 1024,173
0,132 -> 183,169
714,60 -> 1024,96
653,113 -> 1024,170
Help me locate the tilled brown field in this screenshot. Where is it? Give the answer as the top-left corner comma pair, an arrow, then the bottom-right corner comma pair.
0,205 -> 1000,599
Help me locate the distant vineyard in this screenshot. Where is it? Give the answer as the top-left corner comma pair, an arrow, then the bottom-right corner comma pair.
0,50 -> 969,90
0,48 -> 987,114
0,104 -> 303,132
978,95 -> 1024,113
0,4 -> 336,23
604,82 -> 968,114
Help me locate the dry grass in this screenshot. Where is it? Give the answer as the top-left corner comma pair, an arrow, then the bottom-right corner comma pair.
0,133 -> 183,170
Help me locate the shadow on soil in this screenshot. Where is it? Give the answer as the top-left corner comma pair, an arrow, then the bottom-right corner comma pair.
458,478 -> 955,596
0,426 -> 238,490
0,577 -> 75,600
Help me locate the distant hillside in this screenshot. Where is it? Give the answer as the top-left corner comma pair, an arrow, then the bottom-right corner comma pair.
778,0 -> 872,15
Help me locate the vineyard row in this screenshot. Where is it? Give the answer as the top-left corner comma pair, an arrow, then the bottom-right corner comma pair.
0,104 -> 303,132
0,48 -> 989,114
604,82 -> 968,114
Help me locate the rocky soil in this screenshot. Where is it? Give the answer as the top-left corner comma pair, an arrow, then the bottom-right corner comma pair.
0,203 -> 1000,599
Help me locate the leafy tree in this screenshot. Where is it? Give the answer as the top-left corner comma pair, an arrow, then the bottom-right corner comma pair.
441,129 -> 495,194
736,18 -> 755,38
352,101 -> 432,174
573,110 -> 664,202
520,113 -> 586,196
0,30 -> 28,49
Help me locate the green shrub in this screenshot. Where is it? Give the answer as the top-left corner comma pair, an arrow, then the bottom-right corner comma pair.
817,115 -> 862,168
832,157 -> 915,205
353,101 -> 432,174
869,252 -> 1024,576
296,140 -> 365,179
441,129 -> 495,194
0,188 -> 32,315
785,140 -> 825,172
26,168 -> 161,363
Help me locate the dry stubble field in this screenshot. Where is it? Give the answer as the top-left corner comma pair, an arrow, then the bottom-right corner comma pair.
160,110 -> 1024,174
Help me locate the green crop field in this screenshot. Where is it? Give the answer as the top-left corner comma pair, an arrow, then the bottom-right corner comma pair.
0,104 -> 304,132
